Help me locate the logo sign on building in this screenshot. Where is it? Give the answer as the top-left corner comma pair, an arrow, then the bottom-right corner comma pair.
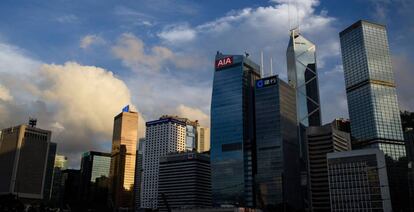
122,105 -> 130,112
215,56 -> 233,69
256,76 -> 278,88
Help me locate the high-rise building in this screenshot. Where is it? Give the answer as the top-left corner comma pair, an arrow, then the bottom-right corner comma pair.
306,119 -> 352,211
286,28 -> 321,128
109,108 -> 139,209
134,138 -> 145,212
80,151 -> 111,209
197,127 -> 210,153
210,53 -> 260,207
157,152 -> 211,212
61,169 -> 81,209
327,149 -> 391,211
286,29 -> 322,209
43,142 -> 57,201
50,154 -> 68,206
141,116 -> 188,209
0,124 -> 53,199
254,75 -> 301,211
340,20 -> 409,210
54,155 -> 68,170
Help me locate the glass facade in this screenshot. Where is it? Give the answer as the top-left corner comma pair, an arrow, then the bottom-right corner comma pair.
340,20 -> 410,211
210,54 -> 260,207
286,29 -> 321,127
254,76 -> 301,211
186,125 -> 196,151
340,20 -> 404,147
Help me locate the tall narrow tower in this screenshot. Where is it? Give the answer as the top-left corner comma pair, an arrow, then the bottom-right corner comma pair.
339,20 -> 409,211
109,107 -> 139,209
286,28 -> 321,127
286,28 -> 321,210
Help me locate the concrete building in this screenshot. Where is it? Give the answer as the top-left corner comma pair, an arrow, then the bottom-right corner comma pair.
306,119 -> 351,211
210,53 -> 261,207
157,152 -> 211,212
141,116 -> 188,209
0,124 -> 53,200
197,127 -> 210,153
109,107 -> 140,209
254,75 -> 301,211
54,155 -> 68,170
327,149 -> 391,211
340,20 -> 409,210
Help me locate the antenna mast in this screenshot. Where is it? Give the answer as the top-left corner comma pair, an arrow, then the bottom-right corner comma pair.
270,57 -> 273,76
260,51 -> 264,77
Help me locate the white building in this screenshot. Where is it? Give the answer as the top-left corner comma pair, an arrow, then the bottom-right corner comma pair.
141,117 -> 187,209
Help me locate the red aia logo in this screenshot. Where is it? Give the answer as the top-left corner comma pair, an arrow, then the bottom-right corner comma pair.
215,56 -> 233,69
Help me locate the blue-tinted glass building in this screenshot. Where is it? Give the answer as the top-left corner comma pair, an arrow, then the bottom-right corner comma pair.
340,20 -> 409,211
210,53 -> 260,207
254,75 -> 301,211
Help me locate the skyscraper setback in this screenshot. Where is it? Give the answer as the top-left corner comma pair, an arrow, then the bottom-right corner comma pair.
109,109 -> 139,209
340,20 -> 409,211
210,53 -> 260,207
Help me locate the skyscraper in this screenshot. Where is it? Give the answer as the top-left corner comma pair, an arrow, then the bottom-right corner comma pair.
286,28 -> 321,128
254,75 -> 301,211
157,152 -> 211,211
141,116 -> 188,209
340,20 -> 409,210
210,53 -> 260,207
43,142 -> 57,201
109,108 -> 139,209
286,29 -> 322,209
306,119 -> 352,211
0,124 -> 53,199
134,138 -> 145,212
327,149 -> 391,211
196,127 -> 210,153
80,151 -> 111,208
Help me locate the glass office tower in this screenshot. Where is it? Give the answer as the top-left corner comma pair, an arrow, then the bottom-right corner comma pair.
340,20 -> 409,211
211,52 -> 260,207
286,28 -> 321,209
286,28 -> 321,127
254,75 -> 301,211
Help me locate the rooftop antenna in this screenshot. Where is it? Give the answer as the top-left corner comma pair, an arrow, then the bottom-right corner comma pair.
260,51 -> 264,77
28,118 -> 37,128
270,57 -> 273,76
295,0 -> 300,32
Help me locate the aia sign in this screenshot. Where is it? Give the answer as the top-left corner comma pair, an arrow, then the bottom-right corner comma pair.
215,56 -> 233,69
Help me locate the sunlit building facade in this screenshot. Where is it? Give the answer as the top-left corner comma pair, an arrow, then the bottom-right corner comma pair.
210,53 -> 260,207
340,20 -> 409,211
141,116 -> 187,209
109,109 -> 139,209
197,127 -> 210,153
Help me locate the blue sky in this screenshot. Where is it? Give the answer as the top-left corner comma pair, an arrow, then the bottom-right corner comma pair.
0,0 -> 413,167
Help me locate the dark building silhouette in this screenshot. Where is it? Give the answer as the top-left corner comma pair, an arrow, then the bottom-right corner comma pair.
254,75 -> 301,211
306,119 -> 351,211
157,152 -> 211,212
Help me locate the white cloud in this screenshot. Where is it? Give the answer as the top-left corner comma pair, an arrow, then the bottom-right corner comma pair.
0,43 -> 139,168
56,14 -> 79,23
80,34 -> 105,49
158,24 -> 197,44
0,84 -> 13,101
176,104 -> 210,127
